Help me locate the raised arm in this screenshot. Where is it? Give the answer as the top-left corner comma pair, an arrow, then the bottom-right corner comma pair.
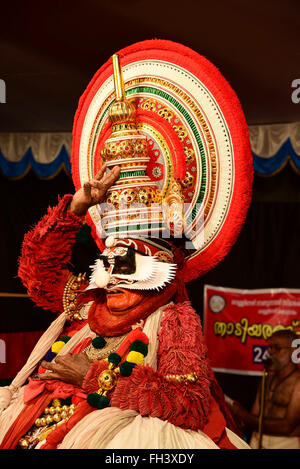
18,165 -> 120,313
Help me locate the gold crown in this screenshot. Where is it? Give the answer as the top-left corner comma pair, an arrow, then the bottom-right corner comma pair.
99,55 -> 184,238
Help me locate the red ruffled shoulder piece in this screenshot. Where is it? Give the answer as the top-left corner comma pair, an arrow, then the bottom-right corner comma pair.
18,195 -> 84,313
159,302 -> 239,436
157,301 -> 209,378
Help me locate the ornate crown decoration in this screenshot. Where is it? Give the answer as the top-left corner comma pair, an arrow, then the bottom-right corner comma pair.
99,54 -> 183,239
72,40 -> 252,281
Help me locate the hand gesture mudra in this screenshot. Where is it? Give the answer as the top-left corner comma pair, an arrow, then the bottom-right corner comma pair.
70,164 -> 120,216
35,353 -> 93,388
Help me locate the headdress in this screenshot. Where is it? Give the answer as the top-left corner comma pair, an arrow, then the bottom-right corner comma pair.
71,39 -> 252,283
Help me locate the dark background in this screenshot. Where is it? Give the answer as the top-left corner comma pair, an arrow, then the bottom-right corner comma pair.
1,0 -> 300,413
0,0 -> 300,130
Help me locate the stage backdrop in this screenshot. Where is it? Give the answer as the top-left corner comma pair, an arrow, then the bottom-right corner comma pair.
204,285 -> 300,375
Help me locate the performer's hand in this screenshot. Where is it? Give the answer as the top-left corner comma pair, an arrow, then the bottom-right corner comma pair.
36,353 -> 93,388
70,164 -> 120,216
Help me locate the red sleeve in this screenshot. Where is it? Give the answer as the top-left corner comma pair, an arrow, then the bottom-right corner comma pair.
18,195 -> 84,314
110,302 -> 212,431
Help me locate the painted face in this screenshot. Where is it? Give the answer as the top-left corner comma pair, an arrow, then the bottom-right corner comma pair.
267,336 -> 293,371
84,240 -> 179,335
102,248 -> 139,312
105,287 -> 145,314
87,246 -> 176,292
85,240 -> 177,315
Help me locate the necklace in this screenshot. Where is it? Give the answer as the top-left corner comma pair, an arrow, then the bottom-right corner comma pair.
86,328 -> 149,410
84,333 -> 128,361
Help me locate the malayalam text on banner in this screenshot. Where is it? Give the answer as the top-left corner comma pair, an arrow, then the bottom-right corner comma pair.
203,285 -> 300,375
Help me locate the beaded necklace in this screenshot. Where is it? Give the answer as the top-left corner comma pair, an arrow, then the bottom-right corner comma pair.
18,398 -> 76,449
84,333 -> 128,361
87,328 -> 149,409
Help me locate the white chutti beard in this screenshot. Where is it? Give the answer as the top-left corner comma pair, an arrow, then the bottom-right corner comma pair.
86,254 -> 177,291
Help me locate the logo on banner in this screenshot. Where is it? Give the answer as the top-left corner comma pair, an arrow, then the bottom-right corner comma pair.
209,294 -> 226,313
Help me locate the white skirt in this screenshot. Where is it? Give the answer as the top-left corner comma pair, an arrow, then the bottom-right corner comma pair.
57,407 -> 249,450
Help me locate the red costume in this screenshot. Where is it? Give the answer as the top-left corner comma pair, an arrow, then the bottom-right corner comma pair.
0,39 -> 252,449
0,195 -> 239,449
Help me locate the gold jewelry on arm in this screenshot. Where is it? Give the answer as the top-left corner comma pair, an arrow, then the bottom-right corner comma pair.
62,272 -> 86,321
165,372 -> 198,384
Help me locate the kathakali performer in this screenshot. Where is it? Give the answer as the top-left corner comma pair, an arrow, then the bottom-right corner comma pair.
0,40 -> 253,449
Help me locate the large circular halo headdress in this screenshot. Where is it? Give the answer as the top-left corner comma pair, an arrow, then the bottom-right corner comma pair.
71,39 -> 253,283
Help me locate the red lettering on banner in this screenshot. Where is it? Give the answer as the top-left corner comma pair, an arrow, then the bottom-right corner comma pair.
204,286 -> 300,375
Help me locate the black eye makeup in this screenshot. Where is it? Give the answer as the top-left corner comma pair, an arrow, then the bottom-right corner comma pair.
99,247 -> 136,275
99,255 -> 110,269
112,247 -> 136,275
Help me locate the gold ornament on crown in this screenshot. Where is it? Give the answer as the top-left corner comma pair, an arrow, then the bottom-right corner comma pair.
163,179 -> 186,236
99,54 -> 185,237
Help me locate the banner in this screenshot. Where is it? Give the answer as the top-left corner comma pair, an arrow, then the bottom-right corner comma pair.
203,285 -> 300,375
